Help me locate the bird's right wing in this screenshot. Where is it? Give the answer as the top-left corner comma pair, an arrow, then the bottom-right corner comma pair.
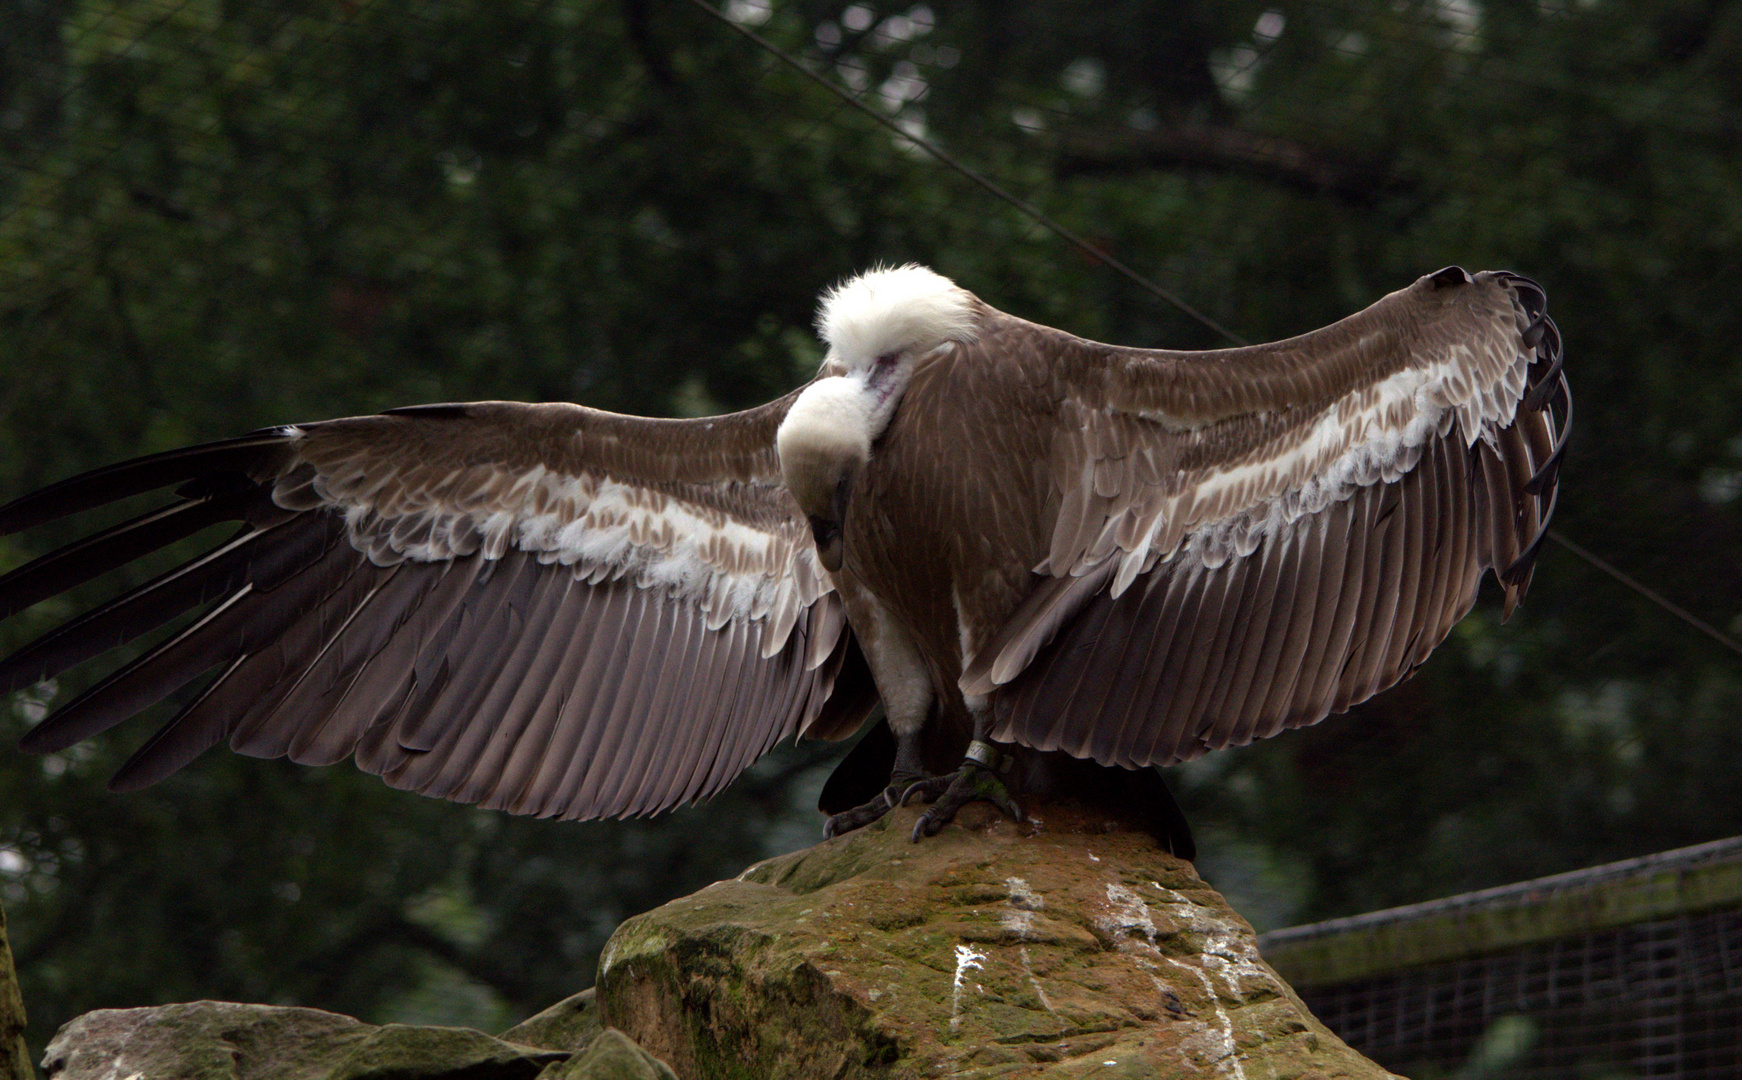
964,268 -> 1569,768
0,395 -> 876,819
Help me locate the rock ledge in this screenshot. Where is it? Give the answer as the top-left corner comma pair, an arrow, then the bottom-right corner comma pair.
594,802 -> 1396,1079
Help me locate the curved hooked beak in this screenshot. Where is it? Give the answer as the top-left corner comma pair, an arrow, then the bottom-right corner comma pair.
809,516 -> 844,573
807,476 -> 852,573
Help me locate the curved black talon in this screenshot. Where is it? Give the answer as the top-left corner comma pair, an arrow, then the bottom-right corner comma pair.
909,763 -> 1023,842
823,782 -> 909,838
897,774 -> 954,807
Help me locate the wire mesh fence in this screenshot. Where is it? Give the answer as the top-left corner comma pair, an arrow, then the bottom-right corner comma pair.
1262,838 -> 1742,1078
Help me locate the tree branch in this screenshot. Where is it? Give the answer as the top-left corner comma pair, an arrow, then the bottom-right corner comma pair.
1054,124 -> 1393,204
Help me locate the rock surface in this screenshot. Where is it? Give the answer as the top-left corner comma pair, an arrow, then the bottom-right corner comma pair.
39,1001 -> 569,1080
499,986 -> 678,1078
596,803 -> 1399,1079
1,904 -> 27,1080
543,1030 -> 679,1080
501,988 -> 603,1055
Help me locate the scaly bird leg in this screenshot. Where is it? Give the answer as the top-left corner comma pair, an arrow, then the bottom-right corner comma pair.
903,717 -> 1022,842
822,726 -> 929,839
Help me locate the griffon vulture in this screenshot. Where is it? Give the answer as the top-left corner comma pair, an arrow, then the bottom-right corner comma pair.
0,265 -> 1567,846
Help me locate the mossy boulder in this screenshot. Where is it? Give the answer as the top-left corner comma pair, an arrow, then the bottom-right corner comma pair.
499,989 -> 677,1079
1,904 -> 27,1080
502,988 -> 604,1055
596,803 -> 1400,1079
542,1030 -> 679,1080
39,1002 -> 568,1080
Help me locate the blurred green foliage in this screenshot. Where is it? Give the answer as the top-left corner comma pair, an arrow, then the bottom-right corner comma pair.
2,0 -> 1741,1068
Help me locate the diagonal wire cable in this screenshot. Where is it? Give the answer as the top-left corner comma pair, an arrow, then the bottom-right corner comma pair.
1546,529 -> 1742,660
687,0 -> 1250,348
692,0 -> 1742,661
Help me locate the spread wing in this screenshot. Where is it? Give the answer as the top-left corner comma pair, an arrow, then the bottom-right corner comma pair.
963,267 -> 1569,768
0,395 -> 876,819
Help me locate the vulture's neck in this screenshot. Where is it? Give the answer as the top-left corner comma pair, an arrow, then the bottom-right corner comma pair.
777,264 -> 978,530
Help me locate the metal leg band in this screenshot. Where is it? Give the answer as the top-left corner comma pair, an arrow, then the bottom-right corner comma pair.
962,739 -> 999,770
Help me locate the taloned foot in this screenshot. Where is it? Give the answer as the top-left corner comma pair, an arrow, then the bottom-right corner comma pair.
902,740 -> 1023,842
823,780 -> 916,839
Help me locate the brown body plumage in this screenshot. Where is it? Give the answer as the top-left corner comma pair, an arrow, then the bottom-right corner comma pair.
0,264 -> 1567,839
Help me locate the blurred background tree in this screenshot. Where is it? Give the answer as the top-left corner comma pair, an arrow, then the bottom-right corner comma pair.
1,0 -> 1739,1066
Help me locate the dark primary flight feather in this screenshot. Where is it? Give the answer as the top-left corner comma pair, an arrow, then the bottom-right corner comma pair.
0,396 -> 875,819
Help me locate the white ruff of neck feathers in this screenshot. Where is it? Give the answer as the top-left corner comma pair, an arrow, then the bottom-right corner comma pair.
816,264 -> 977,371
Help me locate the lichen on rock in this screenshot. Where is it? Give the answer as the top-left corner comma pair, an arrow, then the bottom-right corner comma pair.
596,803 -> 1399,1079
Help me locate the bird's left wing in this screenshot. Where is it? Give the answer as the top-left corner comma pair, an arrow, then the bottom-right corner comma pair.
0,396 -> 874,819
962,268 -> 1569,768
